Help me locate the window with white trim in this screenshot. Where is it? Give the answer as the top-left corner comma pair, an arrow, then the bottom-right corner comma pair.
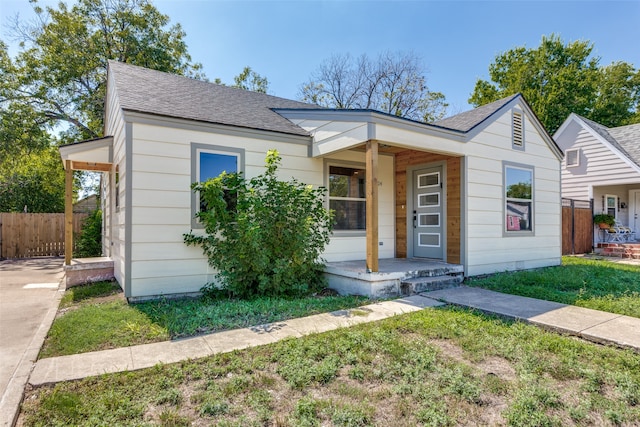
191,143 -> 244,227
329,165 -> 366,231
566,148 -> 580,167
505,164 -> 533,233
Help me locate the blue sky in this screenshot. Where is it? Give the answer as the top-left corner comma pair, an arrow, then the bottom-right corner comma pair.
2,0 -> 639,115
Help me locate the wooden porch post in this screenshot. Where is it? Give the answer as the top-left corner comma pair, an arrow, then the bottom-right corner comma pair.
366,140 -> 379,272
64,160 -> 73,265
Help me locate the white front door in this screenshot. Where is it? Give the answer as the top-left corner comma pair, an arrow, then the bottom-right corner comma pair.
412,166 -> 444,259
631,190 -> 640,233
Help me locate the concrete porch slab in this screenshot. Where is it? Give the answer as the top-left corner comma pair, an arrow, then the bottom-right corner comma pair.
325,258 -> 463,298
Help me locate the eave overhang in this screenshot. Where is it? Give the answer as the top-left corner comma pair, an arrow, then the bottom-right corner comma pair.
59,136 -> 114,171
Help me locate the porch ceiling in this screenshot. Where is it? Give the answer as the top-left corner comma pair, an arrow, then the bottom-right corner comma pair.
59,136 -> 113,171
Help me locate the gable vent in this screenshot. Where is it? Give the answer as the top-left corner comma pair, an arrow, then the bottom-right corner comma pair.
512,110 -> 524,148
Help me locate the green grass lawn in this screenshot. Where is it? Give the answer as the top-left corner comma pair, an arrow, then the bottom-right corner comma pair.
40,282 -> 372,358
466,256 -> 640,318
22,307 -> 640,426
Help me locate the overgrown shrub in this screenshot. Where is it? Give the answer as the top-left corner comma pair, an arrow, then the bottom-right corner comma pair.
74,209 -> 102,257
184,150 -> 333,299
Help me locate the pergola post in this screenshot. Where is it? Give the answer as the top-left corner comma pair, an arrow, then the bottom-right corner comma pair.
365,140 -> 379,272
64,160 -> 73,265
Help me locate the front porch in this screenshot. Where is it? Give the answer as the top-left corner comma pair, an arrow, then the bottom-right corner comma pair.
325,258 -> 464,298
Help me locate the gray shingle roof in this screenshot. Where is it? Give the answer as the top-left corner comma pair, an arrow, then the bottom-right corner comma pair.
578,115 -> 640,168
609,123 -> 640,168
433,93 -> 520,132
108,60 -> 316,137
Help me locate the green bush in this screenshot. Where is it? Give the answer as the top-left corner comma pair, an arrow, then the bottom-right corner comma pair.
73,209 -> 102,258
184,150 -> 333,299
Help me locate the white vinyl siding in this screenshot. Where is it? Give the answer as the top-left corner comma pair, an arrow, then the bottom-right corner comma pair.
123,121 -> 394,298
556,120 -> 640,200
103,70 -> 128,293
464,109 -> 561,276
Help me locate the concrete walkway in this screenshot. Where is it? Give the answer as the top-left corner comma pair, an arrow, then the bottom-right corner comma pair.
10,283 -> 640,426
0,258 -> 65,427
28,295 -> 444,386
425,286 -> 640,351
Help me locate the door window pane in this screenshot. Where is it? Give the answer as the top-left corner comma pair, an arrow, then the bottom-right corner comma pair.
418,172 -> 439,188
418,193 -> 440,208
419,213 -> 440,227
419,233 -> 440,247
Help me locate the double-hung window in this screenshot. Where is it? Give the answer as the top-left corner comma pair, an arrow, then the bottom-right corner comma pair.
504,163 -> 534,234
191,143 -> 244,227
328,165 -> 366,232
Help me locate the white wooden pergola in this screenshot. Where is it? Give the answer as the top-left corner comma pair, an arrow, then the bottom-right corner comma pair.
59,137 -> 113,265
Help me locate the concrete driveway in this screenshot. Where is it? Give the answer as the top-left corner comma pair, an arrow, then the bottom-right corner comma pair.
0,257 -> 64,427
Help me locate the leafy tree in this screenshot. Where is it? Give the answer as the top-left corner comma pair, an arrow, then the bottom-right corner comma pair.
1,0 -> 203,211
299,51 -> 448,122
232,66 -> 269,93
184,150 -> 333,299
4,0 -> 203,140
0,146 -> 65,212
212,66 -> 270,93
470,34 -> 640,133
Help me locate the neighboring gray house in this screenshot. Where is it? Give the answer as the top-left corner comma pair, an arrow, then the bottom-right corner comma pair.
554,114 -> 640,241
60,61 -> 562,300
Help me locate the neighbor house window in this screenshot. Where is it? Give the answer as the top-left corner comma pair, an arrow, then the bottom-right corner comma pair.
566,148 -> 580,167
504,163 -> 534,233
512,109 -> 524,150
605,194 -> 617,219
329,165 -> 366,231
191,143 -> 244,227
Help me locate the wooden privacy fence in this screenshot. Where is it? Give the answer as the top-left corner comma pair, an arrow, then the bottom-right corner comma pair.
0,212 -> 89,259
562,198 -> 593,255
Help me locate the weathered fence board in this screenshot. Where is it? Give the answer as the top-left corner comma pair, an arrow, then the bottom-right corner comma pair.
562,198 -> 593,255
0,213 -> 88,259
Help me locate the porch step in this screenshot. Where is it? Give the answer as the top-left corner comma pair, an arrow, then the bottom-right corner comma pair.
402,264 -> 465,279
324,259 -> 465,298
594,243 -> 640,259
400,274 -> 464,295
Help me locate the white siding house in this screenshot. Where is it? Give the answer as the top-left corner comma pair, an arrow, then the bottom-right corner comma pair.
554,114 -> 640,242
61,61 -> 563,299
